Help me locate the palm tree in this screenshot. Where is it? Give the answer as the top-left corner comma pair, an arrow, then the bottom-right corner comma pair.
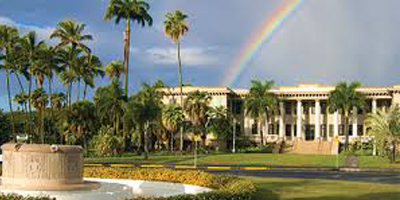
13,91 -> 29,134
164,10 -> 189,151
81,54 -> 104,100
365,106 -> 400,163
162,104 -> 184,151
184,91 -> 211,146
50,20 -> 93,53
104,0 -> 153,96
0,25 -> 20,141
328,81 -> 366,151
105,59 -> 124,81
207,106 -> 233,148
245,80 -> 278,146
30,87 -> 48,143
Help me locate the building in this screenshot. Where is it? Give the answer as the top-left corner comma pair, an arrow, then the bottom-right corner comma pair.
160,84 -> 400,154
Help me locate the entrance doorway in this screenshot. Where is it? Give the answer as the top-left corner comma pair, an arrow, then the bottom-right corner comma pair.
305,125 -> 315,141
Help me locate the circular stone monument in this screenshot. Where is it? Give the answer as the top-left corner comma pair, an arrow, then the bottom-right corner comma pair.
1,143 -> 99,191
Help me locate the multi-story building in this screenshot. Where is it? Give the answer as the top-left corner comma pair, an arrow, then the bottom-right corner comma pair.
160,84 -> 400,154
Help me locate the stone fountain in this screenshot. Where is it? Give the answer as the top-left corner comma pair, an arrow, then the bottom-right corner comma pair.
0,143 -> 211,200
1,143 -> 99,191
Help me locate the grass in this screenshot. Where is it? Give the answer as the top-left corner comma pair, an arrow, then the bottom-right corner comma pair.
85,153 -> 400,168
249,177 -> 400,200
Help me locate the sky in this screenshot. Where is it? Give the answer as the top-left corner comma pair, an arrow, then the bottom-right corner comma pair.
0,0 -> 400,110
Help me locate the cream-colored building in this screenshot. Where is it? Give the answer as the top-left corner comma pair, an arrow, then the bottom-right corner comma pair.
161,84 -> 400,154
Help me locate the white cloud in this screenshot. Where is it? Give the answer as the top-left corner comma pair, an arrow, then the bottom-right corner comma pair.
145,46 -> 218,66
0,16 -> 54,42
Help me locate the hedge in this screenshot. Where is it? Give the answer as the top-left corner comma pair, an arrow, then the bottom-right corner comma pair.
0,194 -> 54,200
84,167 -> 257,200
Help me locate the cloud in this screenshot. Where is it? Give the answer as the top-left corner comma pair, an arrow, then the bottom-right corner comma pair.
0,16 -> 54,42
144,46 -> 219,66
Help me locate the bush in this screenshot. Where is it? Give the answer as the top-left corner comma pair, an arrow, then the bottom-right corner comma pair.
0,194 -> 54,200
238,144 -> 273,153
84,167 -> 256,200
91,126 -> 124,156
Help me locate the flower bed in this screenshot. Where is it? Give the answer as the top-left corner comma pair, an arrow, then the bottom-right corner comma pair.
84,167 -> 257,200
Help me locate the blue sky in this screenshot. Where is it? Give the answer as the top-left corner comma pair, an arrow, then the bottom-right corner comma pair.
0,0 -> 400,110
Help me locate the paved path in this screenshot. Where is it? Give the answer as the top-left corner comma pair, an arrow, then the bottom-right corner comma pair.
207,169 -> 400,184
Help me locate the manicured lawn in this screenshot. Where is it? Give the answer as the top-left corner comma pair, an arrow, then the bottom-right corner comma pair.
85,153 -> 400,168
85,153 -> 346,167
249,177 -> 400,200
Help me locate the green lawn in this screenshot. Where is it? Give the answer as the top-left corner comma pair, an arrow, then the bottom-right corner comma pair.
85,153 -> 400,168
249,177 -> 400,200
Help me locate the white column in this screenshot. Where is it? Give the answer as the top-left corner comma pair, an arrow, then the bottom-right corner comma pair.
372,99 -> 377,114
279,102 -> 285,138
352,107 -> 358,137
296,100 -> 302,138
315,100 -> 321,139
334,110 -> 339,136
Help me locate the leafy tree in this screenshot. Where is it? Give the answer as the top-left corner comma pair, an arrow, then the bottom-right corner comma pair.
162,104 -> 184,151
328,81 -> 366,151
0,109 -> 11,145
245,80 -> 278,146
164,10 -> 189,151
94,79 -> 127,143
127,82 -> 163,159
92,126 -> 124,156
184,91 -> 211,146
365,106 -> 400,163
104,0 -> 153,96
65,100 -> 97,149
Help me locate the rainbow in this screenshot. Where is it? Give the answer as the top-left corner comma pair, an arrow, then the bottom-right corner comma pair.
221,0 -> 304,87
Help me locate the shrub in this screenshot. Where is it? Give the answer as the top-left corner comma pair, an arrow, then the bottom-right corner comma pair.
0,194 -> 54,200
91,126 -> 124,156
84,167 -> 256,200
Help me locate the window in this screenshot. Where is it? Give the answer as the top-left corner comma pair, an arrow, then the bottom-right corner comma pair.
252,123 -> 258,135
285,124 -> 292,136
348,125 -> 353,136
269,124 -> 275,135
230,99 -> 243,115
339,125 -> 345,135
321,124 -> 327,137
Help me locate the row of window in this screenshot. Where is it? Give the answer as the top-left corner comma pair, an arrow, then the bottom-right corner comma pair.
251,123 -> 365,136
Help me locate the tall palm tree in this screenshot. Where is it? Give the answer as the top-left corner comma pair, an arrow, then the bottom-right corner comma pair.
245,80 -> 278,146
164,10 -> 189,151
0,25 -> 20,140
365,106 -> 400,163
328,81 -> 366,151
104,0 -> 153,96
13,91 -> 29,134
184,91 -> 211,146
105,59 -> 124,81
50,21 -> 93,53
162,104 -> 184,151
30,87 -> 48,143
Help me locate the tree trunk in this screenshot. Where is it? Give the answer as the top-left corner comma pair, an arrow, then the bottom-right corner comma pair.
258,120 -> 264,146
77,79 -> 80,102
83,83 -> 88,100
170,131 -> 174,152
6,70 -> 16,142
123,19 -> 131,96
177,40 -> 184,151
344,110 -> 349,151
15,73 -> 28,135
68,82 -> 73,108
391,141 -> 396,163
28,76 -> 33,136
144,122 -> 149,160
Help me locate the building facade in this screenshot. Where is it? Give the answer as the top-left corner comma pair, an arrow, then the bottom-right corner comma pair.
161,84 -> 400,154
